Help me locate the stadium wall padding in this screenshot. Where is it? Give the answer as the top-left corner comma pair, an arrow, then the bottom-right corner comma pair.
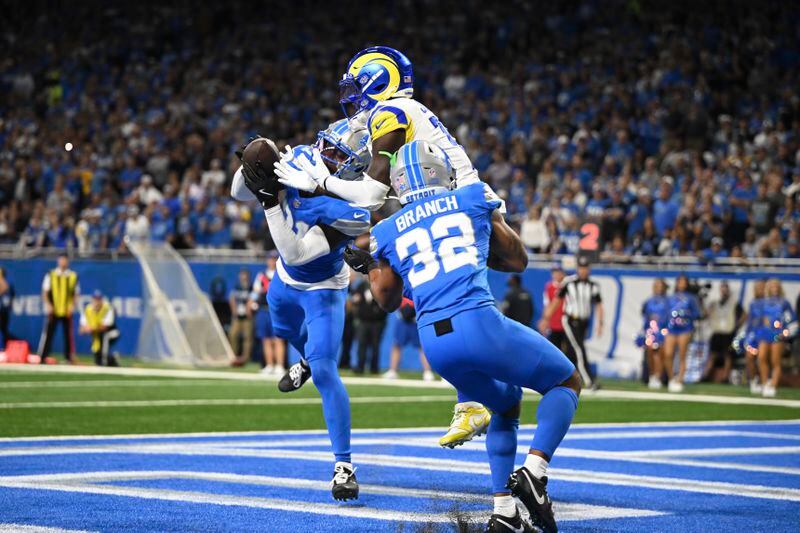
2,258 -> 798,377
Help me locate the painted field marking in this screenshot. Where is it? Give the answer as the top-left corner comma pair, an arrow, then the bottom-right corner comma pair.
0,472 -> 664,524
197,436 -> 800,477
0,420 -> 798,444
1,443 -> 798,502
3,364 -> 800,407
0,379 -> 241,389
0,395 -> 455,409
0,525 -> 94,533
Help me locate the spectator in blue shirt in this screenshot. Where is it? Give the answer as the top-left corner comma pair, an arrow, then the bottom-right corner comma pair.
653,179 -> 679,237
728,171 -> 756,244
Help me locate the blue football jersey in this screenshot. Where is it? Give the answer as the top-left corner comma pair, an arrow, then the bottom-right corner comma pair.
371,182 -> 501,327
279,150 -> 370,284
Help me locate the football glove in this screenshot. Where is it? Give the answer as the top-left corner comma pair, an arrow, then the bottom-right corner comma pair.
273,146 -> 319,193
343,246 -> 378,275
296,147 -> 333,189
237,141 -> 282,209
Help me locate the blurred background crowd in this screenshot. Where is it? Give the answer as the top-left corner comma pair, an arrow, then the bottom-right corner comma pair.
1,0 -> 799,262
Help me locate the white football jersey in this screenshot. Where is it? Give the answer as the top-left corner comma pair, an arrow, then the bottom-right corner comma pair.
365,97 -> 480,186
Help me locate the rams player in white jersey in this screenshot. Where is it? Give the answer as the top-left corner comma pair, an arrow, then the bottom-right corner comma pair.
274,46 -> 500,449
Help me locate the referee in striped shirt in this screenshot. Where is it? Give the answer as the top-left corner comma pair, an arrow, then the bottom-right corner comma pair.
542,256 -> 604,388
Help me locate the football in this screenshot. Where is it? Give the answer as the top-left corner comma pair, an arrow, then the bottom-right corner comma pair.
242,136 -> 281,176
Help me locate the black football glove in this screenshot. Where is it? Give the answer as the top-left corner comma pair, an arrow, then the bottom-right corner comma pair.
237,137 -> 282,209
344,246 -> 378,275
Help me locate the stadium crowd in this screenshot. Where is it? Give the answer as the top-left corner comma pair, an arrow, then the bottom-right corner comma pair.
1,1 -> 799,261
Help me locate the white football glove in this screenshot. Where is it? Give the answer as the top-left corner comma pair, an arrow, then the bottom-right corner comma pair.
272,145 -> 318,193
296,147 -> 333,188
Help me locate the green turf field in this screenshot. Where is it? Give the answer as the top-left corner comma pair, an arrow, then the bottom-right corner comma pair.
1,366 -> 798,438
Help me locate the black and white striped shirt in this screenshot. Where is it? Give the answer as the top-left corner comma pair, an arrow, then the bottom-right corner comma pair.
558,275 -> 602,320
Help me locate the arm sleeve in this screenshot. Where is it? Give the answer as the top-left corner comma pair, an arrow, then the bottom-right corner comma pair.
323,174 -> 390,211
264,205 -> 331,266
42,273 -> 50,292
79,309 -> 88,328
592,282 -> 602,303
558,283 -> 568,299
231,166 -> 258,203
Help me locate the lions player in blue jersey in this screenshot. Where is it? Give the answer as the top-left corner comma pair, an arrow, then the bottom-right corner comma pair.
232,120 -> 371,500
275,45 -> 496,449
344,141 -> 580,533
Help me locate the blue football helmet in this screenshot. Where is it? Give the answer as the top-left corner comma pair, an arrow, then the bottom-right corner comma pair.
316,119 -> 371,181
390,140 -> 453,204
339,46 -> 414,119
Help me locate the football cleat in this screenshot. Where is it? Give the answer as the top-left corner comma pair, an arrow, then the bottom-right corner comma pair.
486,511 -> 534,533
331,462 -> 359,501
278,360 -> 311,393
438,402 -> 491,448
507,467 -> 557,533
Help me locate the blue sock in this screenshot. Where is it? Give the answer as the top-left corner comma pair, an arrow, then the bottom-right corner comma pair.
531,386 -> 578,459
486,412 -> 519,494
308,358 -> 351,463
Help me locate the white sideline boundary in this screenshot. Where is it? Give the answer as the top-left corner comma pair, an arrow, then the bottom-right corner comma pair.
2,363 -> 800,407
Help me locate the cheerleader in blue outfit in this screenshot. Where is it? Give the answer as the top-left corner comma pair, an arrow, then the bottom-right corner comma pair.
662,275 -> 702,392
757,279 -> 797,397
638,279 -> 670,389
734,280 -> 766,394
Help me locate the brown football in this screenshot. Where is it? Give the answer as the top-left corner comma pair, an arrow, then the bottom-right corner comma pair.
242,137 -> 281,176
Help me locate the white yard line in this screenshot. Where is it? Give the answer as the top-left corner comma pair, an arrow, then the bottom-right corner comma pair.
0,379 -> 236,389
3,363 -> 800,407
0,395 -> 455,409
1,443 -> 798,502
199,436 -> 800,476
0,470 -> 664,522
0,525 -> 94,533
0,419 -> 798,444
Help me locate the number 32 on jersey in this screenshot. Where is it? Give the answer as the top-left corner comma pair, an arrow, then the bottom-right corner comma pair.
394,212 -> 478,288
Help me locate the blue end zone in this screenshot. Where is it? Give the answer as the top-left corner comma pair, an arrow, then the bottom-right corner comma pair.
1,421 -> 799,532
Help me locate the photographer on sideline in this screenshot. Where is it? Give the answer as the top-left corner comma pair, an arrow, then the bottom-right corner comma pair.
79,290 -> 119,366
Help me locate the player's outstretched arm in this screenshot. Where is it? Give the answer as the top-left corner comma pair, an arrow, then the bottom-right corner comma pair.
307,130 -> 406,210
488,210 -> 528,273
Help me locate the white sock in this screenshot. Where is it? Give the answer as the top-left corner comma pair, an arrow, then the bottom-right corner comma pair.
335,461 -> 353,470
493,494 -> 517,517
524,454 -> 549,479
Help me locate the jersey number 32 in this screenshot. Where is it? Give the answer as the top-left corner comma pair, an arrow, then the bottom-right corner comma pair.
396,212 -> 478,288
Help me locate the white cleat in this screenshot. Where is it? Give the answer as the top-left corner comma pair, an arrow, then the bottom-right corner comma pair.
762,384 -> 777,398
382,369 -> 399,380
750,379 -> 762,395
667,379 -> 684,393
422,370 -> 436,382
648,376 -> 662,390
